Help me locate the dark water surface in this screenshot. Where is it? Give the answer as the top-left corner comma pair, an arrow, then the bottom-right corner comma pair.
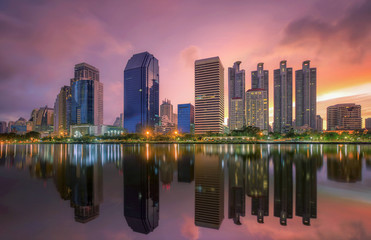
0,144 -> 370,240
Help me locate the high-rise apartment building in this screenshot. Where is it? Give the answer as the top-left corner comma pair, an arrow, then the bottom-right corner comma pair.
124,52 -> 159,133
366,118 -> 371,130
252,63 -> 269,114
245,89 -> 268,131
316,115 -> 323,132
295,61 -> 316,129
54,86 -> 71,136
194,57 -> 224,134
228,61 -> 245,130
327,104 -> 362,130
177,103 -> 194,133
70,63 -> 103,131
30,106 -> 54,132
274,60 -> 293,133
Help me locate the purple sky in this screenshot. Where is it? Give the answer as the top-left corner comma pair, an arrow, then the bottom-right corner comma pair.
0,0 -> 371,127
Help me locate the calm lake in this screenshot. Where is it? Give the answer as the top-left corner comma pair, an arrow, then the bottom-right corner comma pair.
0,143 -> 370,240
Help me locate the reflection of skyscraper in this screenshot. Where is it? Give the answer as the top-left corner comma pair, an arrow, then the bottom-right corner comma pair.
246,154 -> 269,223
195,153 -> 224,229
68,145 -> 103,223
295,155 -> 317,226
178,147 -> 194,183
228,156 -> 245,225
124,146 -> 159,234
160,155 -> 174,188
327,145 -> 362,182
273,151 -> 293,225
124,52 -> 159,133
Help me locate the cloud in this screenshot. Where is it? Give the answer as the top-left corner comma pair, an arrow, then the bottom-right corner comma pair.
280,0 -> 371,63
181,215 -> 199,240
180,46 -> 200,68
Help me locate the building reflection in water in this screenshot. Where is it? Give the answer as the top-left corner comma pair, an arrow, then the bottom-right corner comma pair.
177,145 -> 195,183
159,145 -> 175,189
295,146 -> 317,226
246,146 -> 269,223
228,155 -> 245,225
195,148 -> 224,229
123,144 -> 159,234
327,145 -> 362,183
273,146 -> 293,226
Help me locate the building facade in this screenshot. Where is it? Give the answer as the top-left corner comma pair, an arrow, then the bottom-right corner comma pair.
327,104 -> 362,130
316,115 -> 323,132
30,106 -> 54,132
0,121 -> 7,133
160,99 -> 174,124
246,89 -> 268,131
295,61 -> 317,129
274,60 -> 293,133
70,63 -> 103,132
124,52 -> 159,133
54,86 -> 71,136
366,118 -> 371,130
228,61 -> 245,130
252,63 -> 269,115
177,103 -> 194,134
195,57 -> 224,134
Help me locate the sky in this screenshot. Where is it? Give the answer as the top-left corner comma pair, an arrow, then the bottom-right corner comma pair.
0,0 -> 371,128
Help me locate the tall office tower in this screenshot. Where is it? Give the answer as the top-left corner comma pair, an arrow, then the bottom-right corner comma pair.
228,61 -> 245,130
327,104 -> 362,130
7,121 -> 14,133
177,103 -> 194,133
70,63 -> 103,129
160,99 -> 173,124
195,153 -> 224,229
316,115 -> 323,132
274,60 -> 293,133
295,60 -> 317,129
0,121 -> 7,133
246,151 -> 269,223
245,89 -> 268,130
295,154 -> 317,226
54,86 -> 71,135
124,52 -> 159,133
30,106 -> 54,132
195,57 -> 224,134
273,150 -> 293,226
124,145 -> 159,234
68,145 -> 103,223
228,156 -> 245,225
366,118 -> 371,130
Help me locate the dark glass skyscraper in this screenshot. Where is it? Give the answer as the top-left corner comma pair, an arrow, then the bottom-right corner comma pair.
274,60 -> 293,133
228,61 -> 245,130
295,61 -> 316,129
177,103 -> 194,133
70,63 -> 103,129
124,52 -> 159,133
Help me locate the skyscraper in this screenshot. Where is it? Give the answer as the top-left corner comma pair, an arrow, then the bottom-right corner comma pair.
295,61 -> 317,129
274,60 -> 293,133
0,121 -> 7,133
160,99 -> 173,124
228,61 -> 245,130
316,115 -> 323,132
30,106 -> 54,132
327,104 -> 362,130
245,89 -> 268,130
366,118 -> 371,130
252,63 -> 269,115
195,153 -> 224,229
54,86 -> 71,136
195,57 -> 224,134
124,52 -> 159,133
70,63 -> 103,131
177,103 -> 194,134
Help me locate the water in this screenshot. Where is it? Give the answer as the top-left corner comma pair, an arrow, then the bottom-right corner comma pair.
0,143 -> 370,240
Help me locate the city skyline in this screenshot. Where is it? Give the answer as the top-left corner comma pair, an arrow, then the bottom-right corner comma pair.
1,0 -> 370,128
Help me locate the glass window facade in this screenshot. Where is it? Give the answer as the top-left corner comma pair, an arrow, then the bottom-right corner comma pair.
124,52 -> 159,133
71,80 -> 95,125
178,104 -> 194,133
